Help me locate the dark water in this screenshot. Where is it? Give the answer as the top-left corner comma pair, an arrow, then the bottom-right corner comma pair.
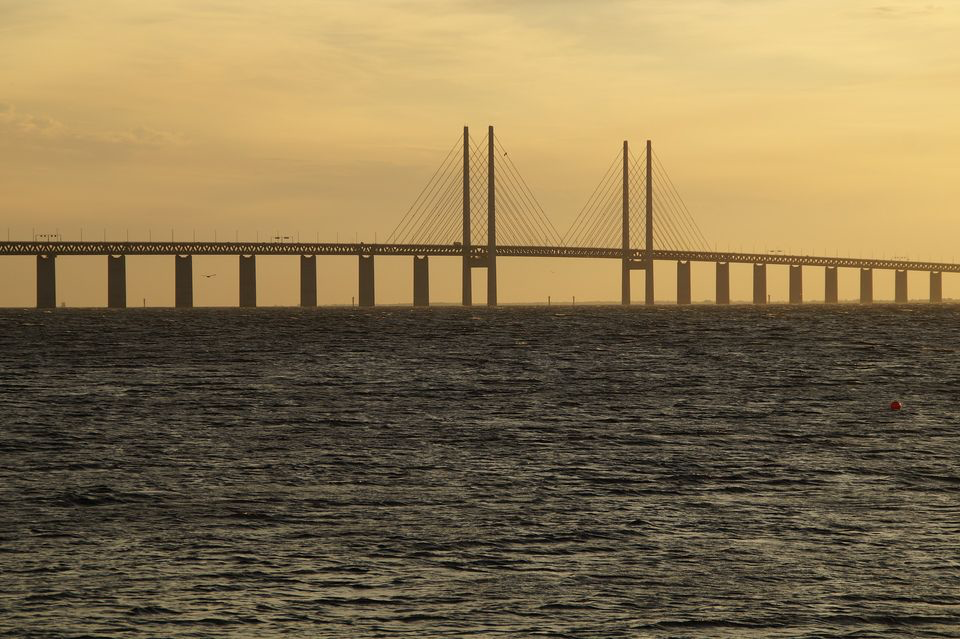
2,306 -> 960,638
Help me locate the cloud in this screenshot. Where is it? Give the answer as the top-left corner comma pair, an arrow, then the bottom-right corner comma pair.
0,101 -> 67,138
0,103 -> 185,152
871,3 -> 943,18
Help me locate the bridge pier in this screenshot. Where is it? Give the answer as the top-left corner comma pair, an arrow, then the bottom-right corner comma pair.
413,256 -> 429,306
175,255 -> 193,308
359,255 -> 375,307
930,271 -> 942,303
895,269 -> 908,304
859,268 -> 873,304
676,261 -> 691,304
752,264 -> 767,304
824,267 -> 838,303
108,255 -> 126,308
239,255 -> 256,307
716,262 -> 730,304
621,262 -> 631,305
300,255 -> 317,307
37,255 -> 56,309
789,265 -> 802,304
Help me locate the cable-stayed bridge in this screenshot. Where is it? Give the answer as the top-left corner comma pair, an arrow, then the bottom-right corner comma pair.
3,125 -> 954,308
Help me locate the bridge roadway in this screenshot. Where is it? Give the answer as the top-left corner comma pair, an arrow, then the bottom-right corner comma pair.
2,241 -> 958,273
8,241 -> 953,308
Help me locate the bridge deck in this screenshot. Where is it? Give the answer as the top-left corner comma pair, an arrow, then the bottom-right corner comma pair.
1,242 -> 956,273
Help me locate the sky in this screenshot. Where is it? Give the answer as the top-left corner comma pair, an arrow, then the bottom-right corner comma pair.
2,0 -> 960,306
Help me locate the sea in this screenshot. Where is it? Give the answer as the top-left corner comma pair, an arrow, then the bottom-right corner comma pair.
2,305 -> 959,638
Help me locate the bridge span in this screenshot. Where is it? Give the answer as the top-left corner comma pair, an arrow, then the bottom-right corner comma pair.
9,125 -> 953,308
7,241 -> 952,308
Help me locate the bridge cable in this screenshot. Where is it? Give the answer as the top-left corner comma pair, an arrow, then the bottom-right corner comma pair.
387,135 -> 462,244
563,151 -> 620,247
494,176 -> 532,245
573,166 -> 620,247
576,166 -> 622,248
650,166 -> 699,250
496,167 -> 546,245
653,151 -> 710,251
495,156 -> 551,245
578,177 -> 620,248
494,137 -> 563,245
406,162 -> 462,244
395,147 -> 463,245
654,152 -> 709,250
415,171 -> 464,244
652,172 -> 696,251
641,157 -> 686,250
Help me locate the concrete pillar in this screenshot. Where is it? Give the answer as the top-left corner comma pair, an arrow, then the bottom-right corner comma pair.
895,269 -> 908,304
413,256 -> 429,306
300,255 -> 317,307
645,139 -> 654,305
789,265 -> 802,304
621,262 -> 631,306
107,255 -> 126,308
36,255 -> 56,309
752,263 -> 767,304
824,267 -> 838,304
860,268 -> 873,304
716,262 -> 730,305
175,255 -> 193,308
621,140 -> 630,306
462,126 -> 472,306
676,261 -> 691,305
359,255 -> 375,307
487,125 -> 497,307
239,255 -> 256,307
930,271 -> 942,303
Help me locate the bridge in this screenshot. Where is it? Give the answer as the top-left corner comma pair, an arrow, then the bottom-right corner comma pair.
6,125 -> 952,308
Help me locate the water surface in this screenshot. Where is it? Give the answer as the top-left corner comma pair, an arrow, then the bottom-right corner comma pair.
2,306 -> 959,637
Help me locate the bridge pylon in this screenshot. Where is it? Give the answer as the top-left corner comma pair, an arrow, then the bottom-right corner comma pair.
388,125 -> 560,306
644,140 -> 654,305
461,125 -> 497,306
567,138 -> 711,304
486,125 -> 497,306
461,126 -> 471,306
620,140 -> 654,304
621,140 -> 630,305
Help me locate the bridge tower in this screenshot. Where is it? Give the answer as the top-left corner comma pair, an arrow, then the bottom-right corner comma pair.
487,125 -> 497,306
390,124 -> 558,306
620,140 -> 655,305
462,126 -> 471,306
645,140 -> 654,305
571,137 -> 711,305
461,125 -> 497,306
621,140 -> 630,305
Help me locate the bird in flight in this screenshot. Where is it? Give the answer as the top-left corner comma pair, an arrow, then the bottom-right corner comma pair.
203,274 -> 216,278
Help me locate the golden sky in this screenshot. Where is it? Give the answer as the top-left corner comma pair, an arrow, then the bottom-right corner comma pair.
2,0 -> 960,305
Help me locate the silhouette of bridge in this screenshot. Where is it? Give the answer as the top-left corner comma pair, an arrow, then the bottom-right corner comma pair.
4,126 -> 953,308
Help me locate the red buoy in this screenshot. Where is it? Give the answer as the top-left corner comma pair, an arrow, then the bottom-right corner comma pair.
890,400 -> 902,411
